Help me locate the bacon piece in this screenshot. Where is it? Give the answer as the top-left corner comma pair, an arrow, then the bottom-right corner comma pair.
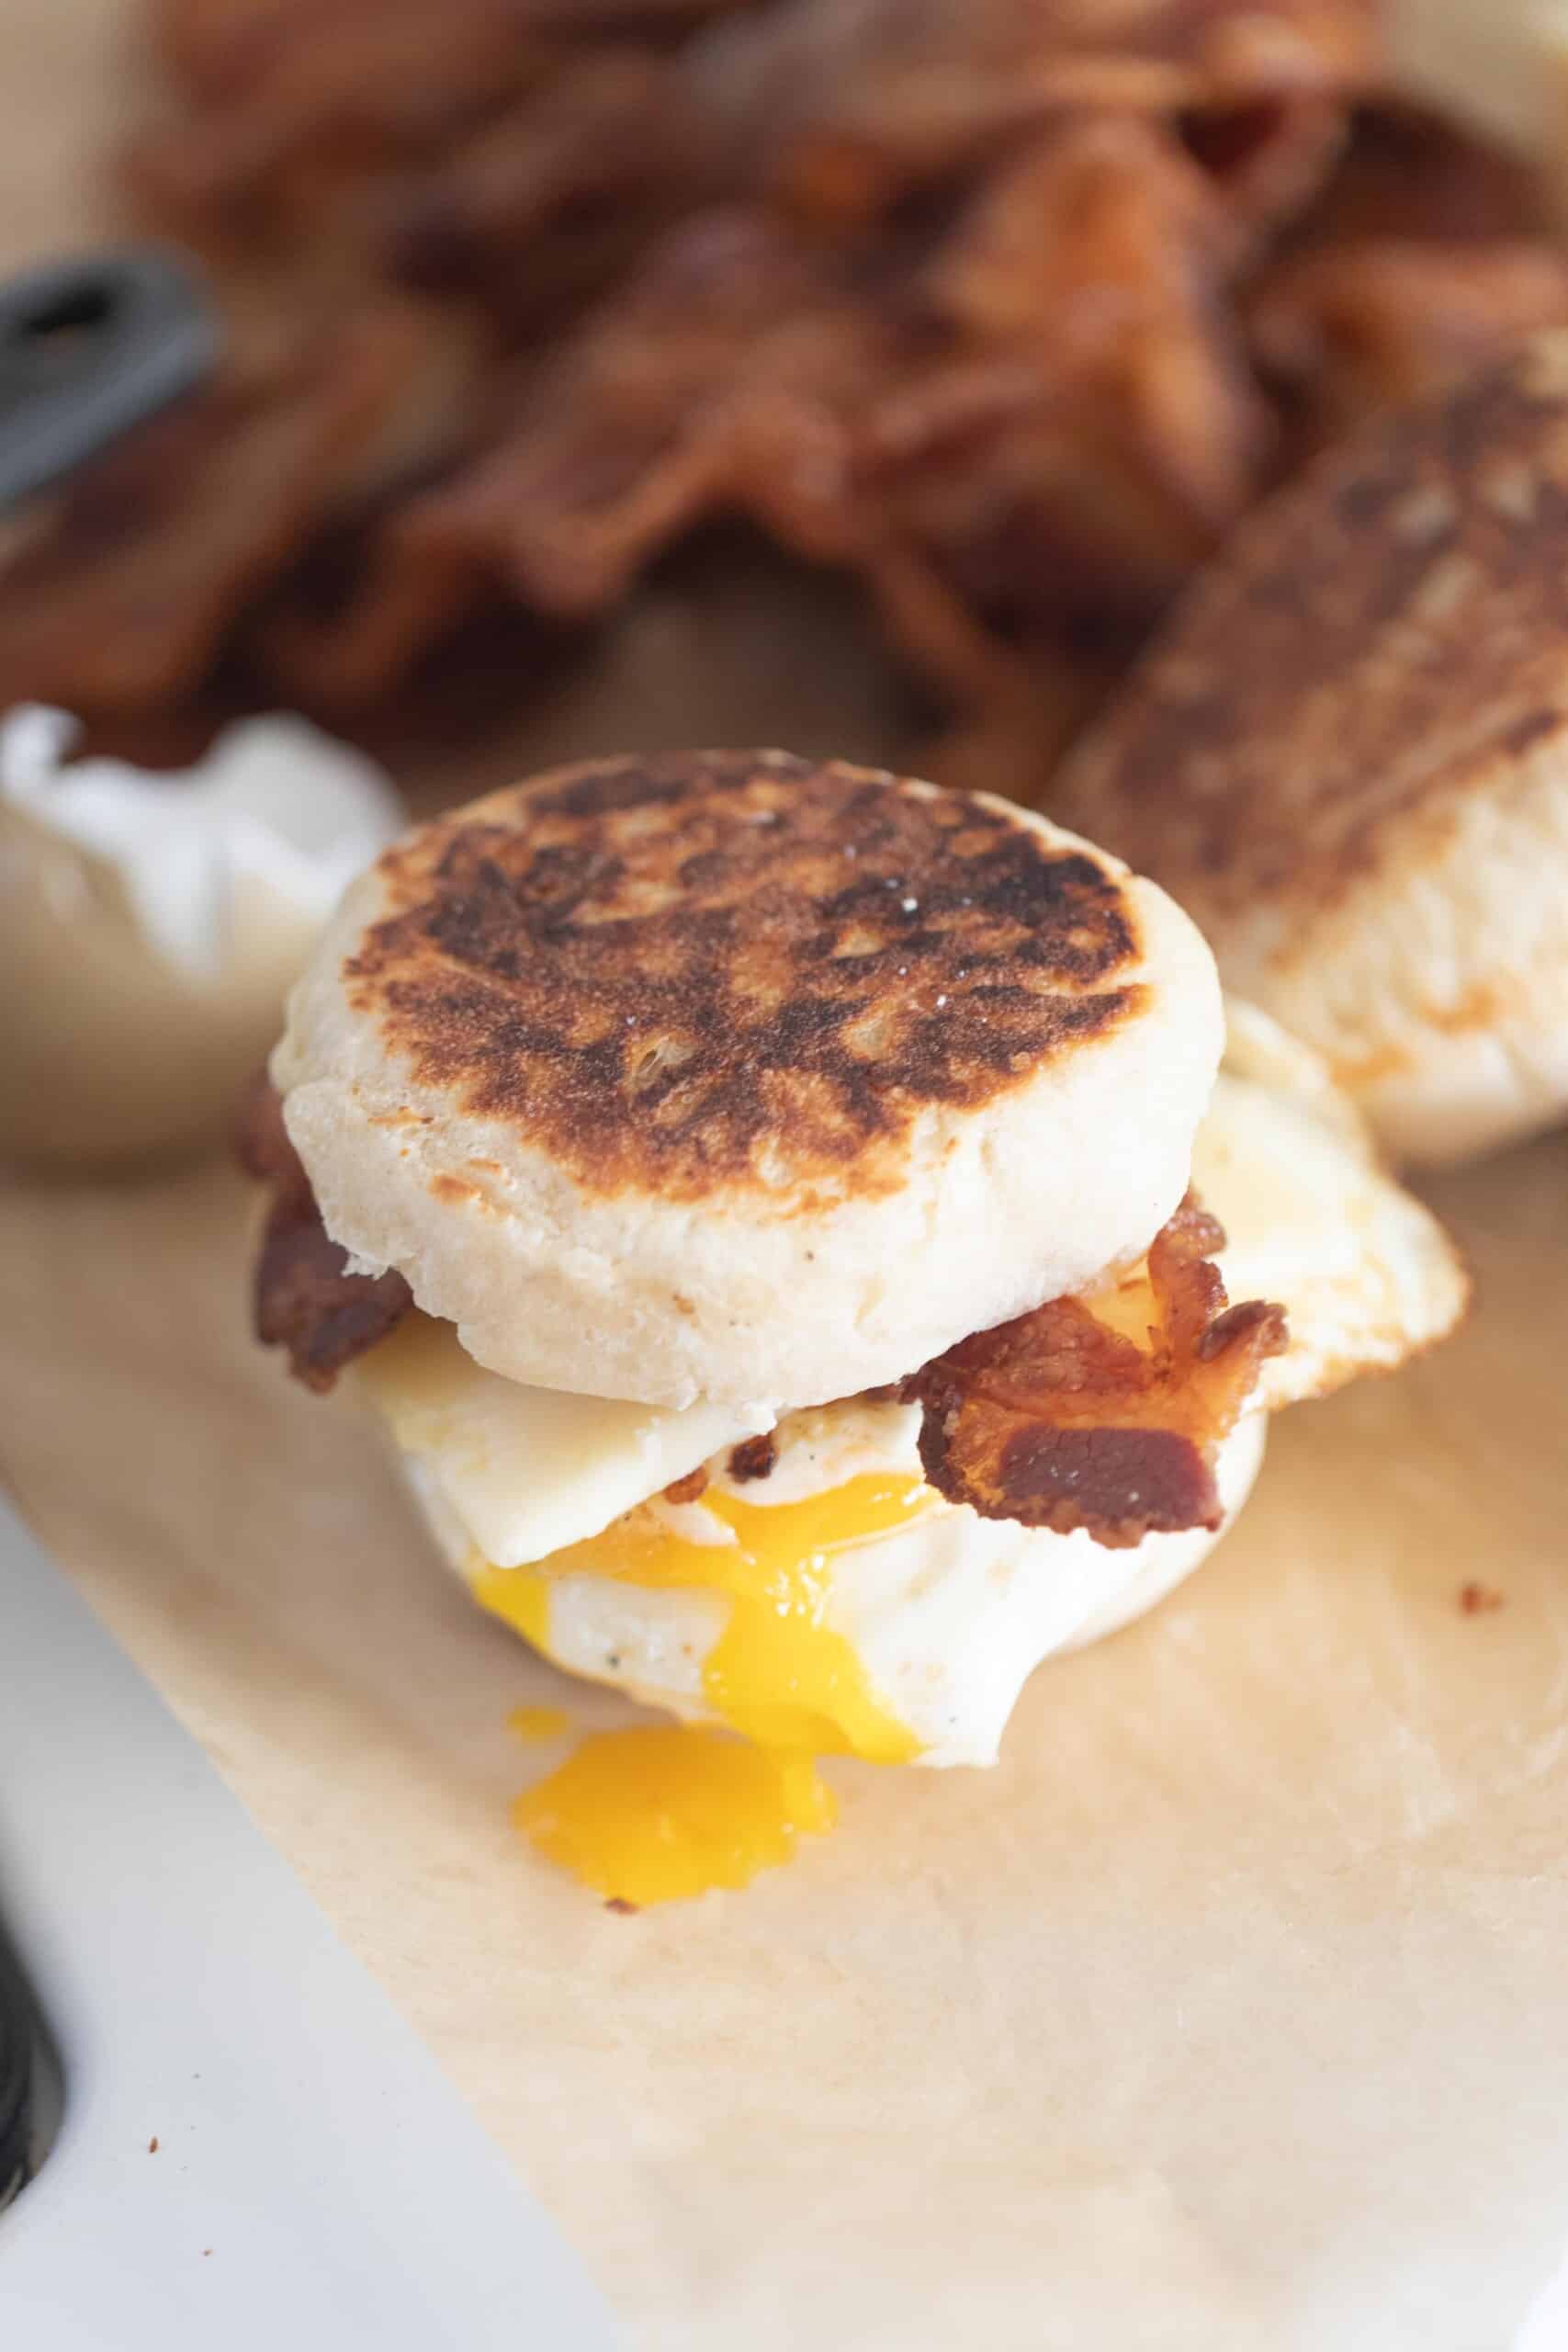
8,0 -> 1530,779
132,0 -> 752,254
322,117 -> 1272,699
235,1065 -> 311,1202
915,1198 -> 1286,1548
409,209 -> 881,614
859,118 -> 1273,642
701,0 -> 1372,232
385,52 -> 718,311
253,1212 -> 415,1394
0,306 -> 468,718
1250,239 -> 1568,458
1278,101 -> 1557,250
1180,98 -> 1348,268
239,1075 -> 412,1391
281,208 -> 884,689
129,2 -> 560,249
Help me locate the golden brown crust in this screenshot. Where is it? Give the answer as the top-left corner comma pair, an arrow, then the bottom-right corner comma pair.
1055,331 -> 1568,924
343,751 -> 1146,1204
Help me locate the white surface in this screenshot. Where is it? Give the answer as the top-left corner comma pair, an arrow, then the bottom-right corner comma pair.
0,1492 -> 616,2349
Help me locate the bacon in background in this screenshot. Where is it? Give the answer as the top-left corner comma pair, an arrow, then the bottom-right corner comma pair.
3,1 -> 1565,803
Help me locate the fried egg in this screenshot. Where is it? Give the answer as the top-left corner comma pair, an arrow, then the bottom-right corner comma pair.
356,1001 -> 1465,1900
378,1365 -> 1268,1769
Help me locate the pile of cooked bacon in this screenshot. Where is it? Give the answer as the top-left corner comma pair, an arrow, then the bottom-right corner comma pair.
241,1078 -> 1284,1546
6,0 -> 1567,795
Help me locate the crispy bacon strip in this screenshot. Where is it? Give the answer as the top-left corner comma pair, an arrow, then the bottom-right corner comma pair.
0,305 -> 470,718
8,0 -> 1528,774
915,1197 -> 1286,1548
1249,239 -> 1568,458
238,1076 -> 412,1392
310,117 -> 1272,700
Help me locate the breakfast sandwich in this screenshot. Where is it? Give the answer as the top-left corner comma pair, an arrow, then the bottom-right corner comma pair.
1054,329 -> 1568,1168
244,751 -> 1463,1900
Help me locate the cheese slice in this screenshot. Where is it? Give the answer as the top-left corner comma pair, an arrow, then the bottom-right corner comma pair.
359,1001 -> 1463,1601
356,1312 -> 773,1569
477,1407 -> 1269,1769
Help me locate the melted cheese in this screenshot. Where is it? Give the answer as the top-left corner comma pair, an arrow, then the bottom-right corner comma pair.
471,1412 -> 1267,1785
484,1418 -> 1265,1904
506,1704 -> 570,1744
476,1468 -> 933,1763
513,1726 -> 837,1905
362,1001 -> 1463,1903
358,1311 -> 773,1567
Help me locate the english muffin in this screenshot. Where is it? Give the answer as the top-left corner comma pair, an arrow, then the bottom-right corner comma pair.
1055,332 -> 1568,1166
275,749 -> 1222,1408
245,753 -> 1464,1902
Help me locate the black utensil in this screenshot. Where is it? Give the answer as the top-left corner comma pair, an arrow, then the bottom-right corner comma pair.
0,1929 -> 33,2205
0,246 -> 218,514
0,245 -> 218,2197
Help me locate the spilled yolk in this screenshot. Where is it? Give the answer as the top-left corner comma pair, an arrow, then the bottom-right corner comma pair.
506,1704 -> 570,1744
473,1472 -> 931,1762
513,1725 -> 837,1905
474,1472 -> 935,1903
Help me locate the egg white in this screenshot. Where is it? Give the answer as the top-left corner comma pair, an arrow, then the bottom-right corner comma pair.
532,1407 -> 1267,1767
366,1000 -> 1463,1768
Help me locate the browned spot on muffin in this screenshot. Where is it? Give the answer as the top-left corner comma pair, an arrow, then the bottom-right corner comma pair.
1425,980 -> 1504,1034
1056,334 -> 1568,925
1332,1040 -> 1415,1085
344,752 -> 1145,1204
429,1170 -> 486,1207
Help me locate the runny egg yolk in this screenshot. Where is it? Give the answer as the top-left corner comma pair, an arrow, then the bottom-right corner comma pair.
506,1704 -> 570,1744
474,1472 -> 932,1760
513,1726 -> 837,1906
473,1471 -> 936,1903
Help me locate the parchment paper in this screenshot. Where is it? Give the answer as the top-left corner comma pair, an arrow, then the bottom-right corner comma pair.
6,13 -> 1568,2347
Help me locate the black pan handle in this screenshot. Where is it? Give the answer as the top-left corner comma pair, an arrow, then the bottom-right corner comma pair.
0,246 -> 219,514
0,1928 -> 33,2205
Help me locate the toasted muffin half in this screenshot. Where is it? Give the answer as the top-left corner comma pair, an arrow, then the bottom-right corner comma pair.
1055,332 -> 1568,1166
275,749 -> 1223,1407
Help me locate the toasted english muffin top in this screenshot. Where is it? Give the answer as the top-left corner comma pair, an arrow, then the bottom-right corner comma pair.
341,750 -> 1147,1206
275,751 -> 1221,1407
